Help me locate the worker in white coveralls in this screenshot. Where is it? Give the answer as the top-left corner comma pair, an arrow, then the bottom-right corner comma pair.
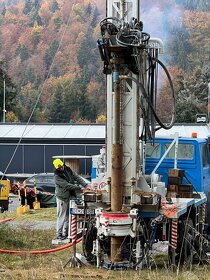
97,146 -> 106,174
53,158 -> 91,240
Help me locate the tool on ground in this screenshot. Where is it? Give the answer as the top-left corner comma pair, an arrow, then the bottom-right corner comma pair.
16,182 -> 23,215
33,178 -> 40,210
22,181 -> 30,213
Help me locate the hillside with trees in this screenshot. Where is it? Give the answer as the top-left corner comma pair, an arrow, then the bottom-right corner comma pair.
0,0 -> 209,123
0,0 -> 105,123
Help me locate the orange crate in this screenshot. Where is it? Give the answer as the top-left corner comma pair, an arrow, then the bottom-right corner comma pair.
178,184 -> 193,192
168,176 -> 182,185
167,191 -> 178,198
168,169 -> 185,178
168,185 -> 179,192
179,192 -> 192,198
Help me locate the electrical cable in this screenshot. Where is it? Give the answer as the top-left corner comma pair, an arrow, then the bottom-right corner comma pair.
1,4 -> 73,179
0,237 -> 82,255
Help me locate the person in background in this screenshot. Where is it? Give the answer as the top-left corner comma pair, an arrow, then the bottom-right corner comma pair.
97,146 -> 106,174
53,158 -> 91,240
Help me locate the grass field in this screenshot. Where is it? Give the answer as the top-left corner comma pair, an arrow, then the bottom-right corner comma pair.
0,208 -> 210,280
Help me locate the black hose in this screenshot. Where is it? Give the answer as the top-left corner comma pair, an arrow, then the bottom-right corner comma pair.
120,61 -> 175,131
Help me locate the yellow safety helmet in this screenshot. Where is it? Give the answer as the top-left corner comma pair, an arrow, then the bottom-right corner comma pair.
53,158 -> 64,169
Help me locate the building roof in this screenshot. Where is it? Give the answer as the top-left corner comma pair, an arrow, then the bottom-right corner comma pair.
155,124 -> 210,139
0,124 -> 105,140
0,123 -> 209,140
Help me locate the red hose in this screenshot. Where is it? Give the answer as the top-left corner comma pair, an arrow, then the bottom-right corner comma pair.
0,237 -> 83,254
0,218 -> 14,224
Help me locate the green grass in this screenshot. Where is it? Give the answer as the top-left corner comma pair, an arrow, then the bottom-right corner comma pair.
0,209 -> 210,279
0,207 -> 57,221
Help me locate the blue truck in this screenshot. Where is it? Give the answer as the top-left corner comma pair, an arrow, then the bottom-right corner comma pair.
145,135 -> 210,231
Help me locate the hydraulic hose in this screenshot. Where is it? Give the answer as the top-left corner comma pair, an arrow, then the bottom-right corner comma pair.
0,218 -> 14,224
120,73 -> 175,130
0,237 -> 82,255
0,217 -> 83,255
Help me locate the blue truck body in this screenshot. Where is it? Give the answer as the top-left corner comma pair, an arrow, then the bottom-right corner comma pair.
145,136 -> 210,196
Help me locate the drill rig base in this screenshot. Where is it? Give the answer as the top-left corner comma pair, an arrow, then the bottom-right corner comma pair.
51,238 -> 70,245
102,261 -> 130,270
63,255 -> 83,268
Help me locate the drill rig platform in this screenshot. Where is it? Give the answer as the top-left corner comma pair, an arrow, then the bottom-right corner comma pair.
68,0 -> 208,270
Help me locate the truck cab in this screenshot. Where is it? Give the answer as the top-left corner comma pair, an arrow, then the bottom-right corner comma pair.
144,136 -> 210,196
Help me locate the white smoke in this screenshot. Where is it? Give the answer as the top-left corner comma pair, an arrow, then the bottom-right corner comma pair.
141,1 -> 184,42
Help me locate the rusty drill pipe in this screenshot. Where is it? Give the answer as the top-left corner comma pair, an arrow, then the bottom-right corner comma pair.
110,55 -> 124,264
110,236 -> 124,263
111,143 -> 123,212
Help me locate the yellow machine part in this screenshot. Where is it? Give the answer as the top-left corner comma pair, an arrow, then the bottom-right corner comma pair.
0,179 -> 10,200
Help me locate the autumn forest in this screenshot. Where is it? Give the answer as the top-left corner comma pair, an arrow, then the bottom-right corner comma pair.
0,0 -> 209,124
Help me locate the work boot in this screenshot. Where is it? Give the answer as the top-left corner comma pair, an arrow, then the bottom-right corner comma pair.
56,233 -> 63,240
62,236 -> 68,240
63,229 -> 68,239
62,233 -> 68,240
55,235 -> 67,240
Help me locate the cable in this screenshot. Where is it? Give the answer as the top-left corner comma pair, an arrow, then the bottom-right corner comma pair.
1,4 -> 73,179
0,237 -> 82,255
120,74 -> 175,130
0,218 -> 14,224
82,216 -> 97,261
99,17 -> 175,141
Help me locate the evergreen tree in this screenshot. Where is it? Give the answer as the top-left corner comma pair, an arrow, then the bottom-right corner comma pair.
23,0 -> 33,15
63,77 -> 97,122
1,2 -> 6,16
50,0 -> 59,13
166,27 -> 194,71
44,40 -> 59,70
34,0 -> 41,10
0,68 -> 17,122
21,66 -> 36,86
181,0 -> 210,11
16,44 -> 30,62
91,6 -> 100,27
175,66 -> 210,123
15,84 -> 42,122
77,27 -> 100,82
29,7 -> 42,26
47,85 -> 65,123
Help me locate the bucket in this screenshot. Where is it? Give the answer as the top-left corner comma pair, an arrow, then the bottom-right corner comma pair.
33,200 -> 40,210
23,204 -> 30,213
16,205 -> 23,215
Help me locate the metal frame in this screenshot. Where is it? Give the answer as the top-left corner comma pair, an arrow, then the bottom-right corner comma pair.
106,0 -> 140,196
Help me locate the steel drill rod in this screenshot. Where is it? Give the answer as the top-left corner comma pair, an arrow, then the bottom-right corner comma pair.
111,143 -> 123,212
110,57 -> 123,263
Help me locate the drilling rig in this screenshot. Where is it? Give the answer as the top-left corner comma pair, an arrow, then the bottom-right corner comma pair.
70,0 -> 208,269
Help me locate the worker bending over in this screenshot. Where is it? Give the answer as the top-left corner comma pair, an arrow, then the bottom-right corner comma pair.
53,158 -> 91,240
